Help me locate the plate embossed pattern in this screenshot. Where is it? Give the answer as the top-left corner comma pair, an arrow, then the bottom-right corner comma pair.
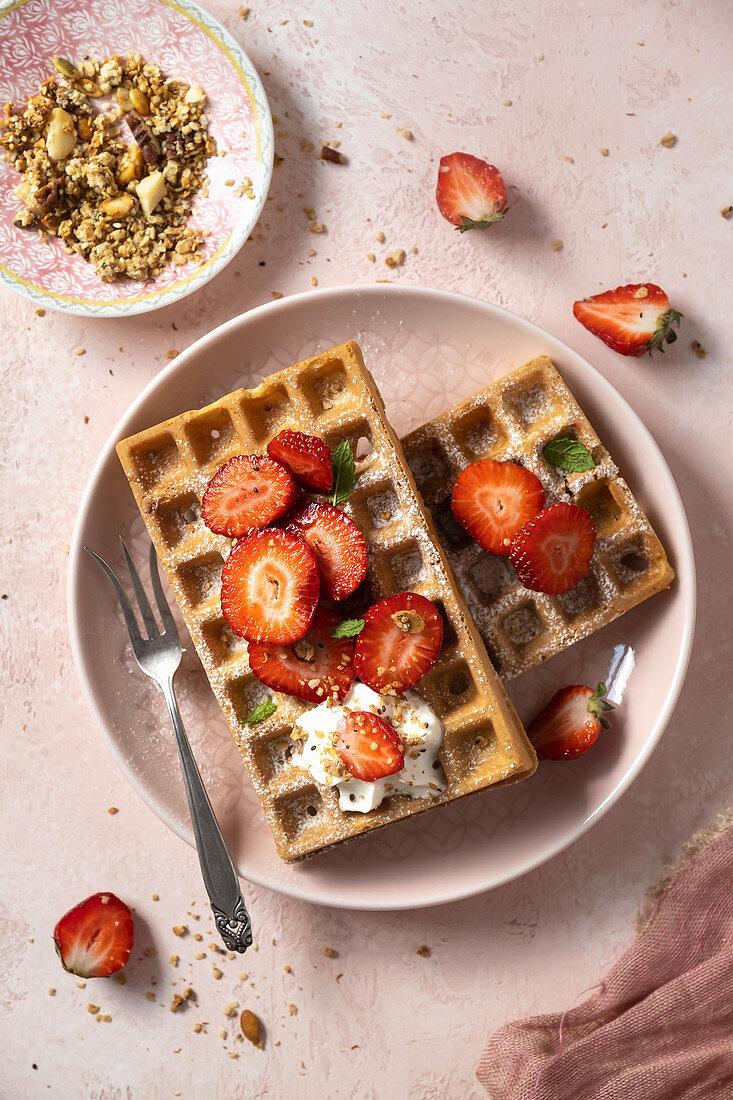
0,0 -> 273,314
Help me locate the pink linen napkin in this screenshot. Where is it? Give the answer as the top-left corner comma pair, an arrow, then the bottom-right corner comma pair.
477,812 -> 733,1100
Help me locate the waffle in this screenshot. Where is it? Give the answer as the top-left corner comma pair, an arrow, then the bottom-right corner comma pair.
402,355 -> 675,680
116,341 -> 537,862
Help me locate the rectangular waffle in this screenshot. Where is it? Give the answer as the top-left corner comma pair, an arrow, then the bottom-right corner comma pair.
116,341 -> 537,862
402,354 -> 675,680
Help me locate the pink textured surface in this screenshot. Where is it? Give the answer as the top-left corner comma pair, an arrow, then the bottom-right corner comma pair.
1,1 -> 731,1097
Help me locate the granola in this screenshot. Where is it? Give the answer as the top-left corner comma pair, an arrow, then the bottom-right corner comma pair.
0,52 -> 217,282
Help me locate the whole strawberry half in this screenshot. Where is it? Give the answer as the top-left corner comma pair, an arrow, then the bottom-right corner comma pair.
248,607 -> 356,704
527,682 -> 614,760
267,430 -> 333,494
285,502 -> 368,602
436,152 -> 507,232
354,591 -> 443,694
451,459 -> 546,555
336,710 -> 405,782
510,502 -> 595,595
53,892 -> 134,978
201,454 -> 297,538
221,528 -> 320,644
572,283 -> 683,357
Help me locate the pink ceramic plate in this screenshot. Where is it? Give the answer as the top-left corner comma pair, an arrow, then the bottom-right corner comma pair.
0,0 -> 273,315
68,285 -> 696,910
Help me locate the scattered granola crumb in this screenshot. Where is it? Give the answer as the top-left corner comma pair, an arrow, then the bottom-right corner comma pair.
151,894 -> 159,901
83,414 -> 89,424
239,6 -> 250,18
600,147 -> 609,156
193,933 -> 203,942
143,947 -> 157,958
385,248 -> 406,268
195,952 -> 206,960
311,276 -> 317,286
171,989 -> 194,1013
193,1022 -> 204,1033
35,308 -> 45,316
107,806 -> 118,815
551,238 -> 563,251
563,155 -> 574,163
274,1040 -> 281,1047
321,946 -> 339,958
501,99 -> 512,107
87,1004 -> 100,1014
691,340 -> 707,359
100,1015 -> 112,1023
303,18 -> 313,26
47,988 -> 56,996
166,349 -> 179,359
212,968 -> 224,980
145,991 -> 156,1002
309,220 -> 325,233
307,247 -> 316,257
238,972 -> 249,981
73,347 -> 86,356
721,206 -> 732,219
366,252 -> 375,262
224,179 -> 235,187
283,965 -> 292,974
115,974 -> 126,985
536,51 -> 544,60
228,1051 -> 239,1060
76,981 -> 86,989
319,145 -> 346,164
271,291 -> 283,300
240,1009 -> 264,1048
335,973 -> 343,981
219,1029 -> 227,1040
172,925 -> 187,937
660,132 -> 677,148
287,1003 -> 298,1016
223,1002 -> 239,1018
416,944 -> 431,957
374,230 -> 385,243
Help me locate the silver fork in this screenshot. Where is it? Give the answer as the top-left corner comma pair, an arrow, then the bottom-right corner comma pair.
85,538 -> 253,954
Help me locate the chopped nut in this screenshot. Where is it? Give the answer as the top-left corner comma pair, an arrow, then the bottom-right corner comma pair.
691,340 -> 707,359
660,132 -> 677,148
100,193 -> 134,218
172,926 -> 187,937
721,206 -> 732,219
184,86 -> 207,105
45,107 -> 77,162
319,145 -> 345,164
240,1009 -> 264,1048
130,88 -> 150,115
52,55 -> 81,81
137,170 -> 167,216
126,110 -> 160,164
633,286 -> 649,299
87,1004 -> 100,1014
391,609 -> 424,633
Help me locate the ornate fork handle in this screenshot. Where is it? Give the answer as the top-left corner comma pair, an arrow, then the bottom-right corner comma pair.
160,680 -> 253,953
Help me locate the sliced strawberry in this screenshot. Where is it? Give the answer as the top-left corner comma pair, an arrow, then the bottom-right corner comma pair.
53,892 -> 134,978
354,592 -> 443,694
572,283 -> 683,357
267,430 -> 333,493
284,502 -> 368,602
436,152 -> 507,232
527,682 -> 614,761
336,710 -> 405,782
201,454 -> 297,538
221,529 -> 319,644
510,503 -> 596,595
248,607 -> 356,703
451,459 -> 546,555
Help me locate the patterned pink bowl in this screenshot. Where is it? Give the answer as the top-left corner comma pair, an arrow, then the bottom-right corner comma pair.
0,0 -> 273,315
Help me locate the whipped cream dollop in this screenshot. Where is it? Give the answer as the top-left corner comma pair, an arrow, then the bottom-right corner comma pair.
290,682 -> 446,813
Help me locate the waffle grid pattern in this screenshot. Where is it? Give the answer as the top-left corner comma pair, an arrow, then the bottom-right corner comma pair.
402,355 -> 675,680
116,342 -> 536,862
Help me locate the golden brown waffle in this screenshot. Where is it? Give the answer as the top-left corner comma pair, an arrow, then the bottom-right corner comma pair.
116,341 -> 536,862
402,354 -> 675,680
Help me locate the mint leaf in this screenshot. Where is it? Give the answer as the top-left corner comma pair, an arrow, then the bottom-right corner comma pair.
543,438 -> 596,473
328,440 -> 355,506
330,618 -> 365,639
243,698 -> 276,725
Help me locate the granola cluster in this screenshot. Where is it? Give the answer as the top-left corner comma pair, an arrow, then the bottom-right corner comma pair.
0,53 -> 217,282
